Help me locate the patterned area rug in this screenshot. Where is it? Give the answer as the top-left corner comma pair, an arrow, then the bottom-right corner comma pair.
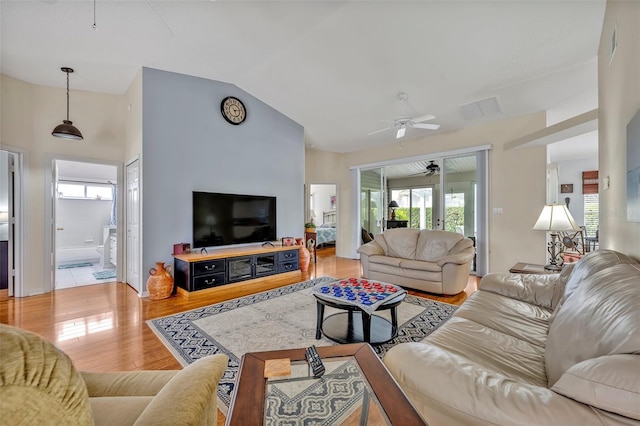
147,276 -> 457,413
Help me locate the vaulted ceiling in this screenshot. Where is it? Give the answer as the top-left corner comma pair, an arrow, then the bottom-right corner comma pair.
1,1 -> 605,154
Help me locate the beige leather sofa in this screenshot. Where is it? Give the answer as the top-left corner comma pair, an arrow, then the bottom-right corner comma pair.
0,324 -> 228,426
357,228 -> 474,295
383,249 -> 640,425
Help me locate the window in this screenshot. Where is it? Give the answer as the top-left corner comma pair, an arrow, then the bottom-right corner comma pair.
58,182 -> 113,200
390,188 -> 433,229
583,194 -> 599,236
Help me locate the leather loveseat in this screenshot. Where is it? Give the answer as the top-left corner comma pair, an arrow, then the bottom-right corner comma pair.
383,249 -> 640,425
0,324 -> 228,426
357,228 -> 474,295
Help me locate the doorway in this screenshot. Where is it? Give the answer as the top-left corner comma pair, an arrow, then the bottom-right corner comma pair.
309,183 -> 338,248
356,148 -> 489,275
52,159 -> 119,289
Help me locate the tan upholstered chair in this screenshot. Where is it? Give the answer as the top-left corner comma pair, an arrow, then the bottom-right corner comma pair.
0,324 -> 228,426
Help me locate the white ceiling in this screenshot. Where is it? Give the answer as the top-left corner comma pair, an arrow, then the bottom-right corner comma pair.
1,1 -> 605,155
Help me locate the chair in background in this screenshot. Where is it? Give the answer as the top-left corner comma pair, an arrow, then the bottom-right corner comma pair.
559,226 -> 586,263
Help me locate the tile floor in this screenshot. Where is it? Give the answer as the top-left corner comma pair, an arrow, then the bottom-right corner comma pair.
55,264 -> 117,289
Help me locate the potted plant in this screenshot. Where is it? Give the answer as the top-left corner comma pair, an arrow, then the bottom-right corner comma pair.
304,222 -> 316,233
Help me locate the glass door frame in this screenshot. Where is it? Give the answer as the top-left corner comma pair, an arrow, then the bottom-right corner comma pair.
351,146 -> 490,276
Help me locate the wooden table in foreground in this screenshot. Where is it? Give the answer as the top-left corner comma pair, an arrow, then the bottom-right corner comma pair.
226,343 -> 426,425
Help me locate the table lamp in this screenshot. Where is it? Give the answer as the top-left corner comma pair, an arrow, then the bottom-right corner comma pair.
389,200 -> 399,220
533,204 -> 581,271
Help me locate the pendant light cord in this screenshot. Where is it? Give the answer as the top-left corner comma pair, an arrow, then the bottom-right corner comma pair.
65,70 -> 70,121
92,0 -> 97,30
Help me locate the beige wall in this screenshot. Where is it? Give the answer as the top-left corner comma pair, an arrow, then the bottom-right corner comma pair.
598,0 -> 640,260
307,112 -> 549,274
1,74 -> 128,296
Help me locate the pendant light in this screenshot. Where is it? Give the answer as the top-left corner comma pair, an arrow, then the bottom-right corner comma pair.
52,67 -> 83,140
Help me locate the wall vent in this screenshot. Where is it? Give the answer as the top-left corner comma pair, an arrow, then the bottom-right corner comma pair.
459,96 -> 501,120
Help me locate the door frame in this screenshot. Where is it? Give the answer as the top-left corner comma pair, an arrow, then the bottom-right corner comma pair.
125,156 -> 143,296
350,145 -> 491,275
1,147 -> 26,297
44,154 -> 123,292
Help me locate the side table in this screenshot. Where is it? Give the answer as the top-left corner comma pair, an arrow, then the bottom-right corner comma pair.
304,231 -> 317,263
509,262 -> 559,274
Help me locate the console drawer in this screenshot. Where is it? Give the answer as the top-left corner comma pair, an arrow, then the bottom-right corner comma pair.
193,272 -> 226,290
279,250 -> 299,261
278,260 -> 299,273
193,259 -> 225,276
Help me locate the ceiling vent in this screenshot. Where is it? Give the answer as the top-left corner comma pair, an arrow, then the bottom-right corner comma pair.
459,96 -> 501,120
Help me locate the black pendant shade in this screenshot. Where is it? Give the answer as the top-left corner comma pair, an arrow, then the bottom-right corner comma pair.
52,67 -> 83,140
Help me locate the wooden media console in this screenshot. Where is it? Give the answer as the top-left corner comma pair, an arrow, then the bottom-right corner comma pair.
173,244 -> 301,300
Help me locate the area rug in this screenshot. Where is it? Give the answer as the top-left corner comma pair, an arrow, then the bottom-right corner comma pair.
147,276 -> 457,413
92,270 -> 116,280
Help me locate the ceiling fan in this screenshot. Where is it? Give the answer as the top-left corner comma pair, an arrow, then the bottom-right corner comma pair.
368,92 -> 441,139
410,160 -> 441,177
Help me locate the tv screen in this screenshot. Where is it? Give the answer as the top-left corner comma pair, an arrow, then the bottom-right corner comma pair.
192,191 -> 276,248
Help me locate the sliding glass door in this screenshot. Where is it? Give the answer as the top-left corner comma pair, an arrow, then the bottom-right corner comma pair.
390,187 -> 435,229
443,155 -> 476,237
354,148 -> 488,275
360,168 -> 385,236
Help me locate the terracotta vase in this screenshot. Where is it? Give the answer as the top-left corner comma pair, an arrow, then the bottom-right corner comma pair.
297,239 -> 310,272
147,262 -> 174,300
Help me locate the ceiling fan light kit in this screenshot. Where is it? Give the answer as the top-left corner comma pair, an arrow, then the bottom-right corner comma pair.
368,92 -> 440,139
51,67 -> 83,140
409,160 -> 441,177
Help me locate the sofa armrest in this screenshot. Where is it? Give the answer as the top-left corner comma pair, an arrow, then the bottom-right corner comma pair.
134,354 -> 228,426
479,273 -> 561,309
356,241 -> 384,257
436,250 -> 474,267
81,370 -> 178,397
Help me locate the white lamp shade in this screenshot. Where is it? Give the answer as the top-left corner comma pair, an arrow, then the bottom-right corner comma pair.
533,204 -> 581,232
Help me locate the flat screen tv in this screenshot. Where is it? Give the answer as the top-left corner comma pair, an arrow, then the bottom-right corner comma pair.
192,191 -> 276,248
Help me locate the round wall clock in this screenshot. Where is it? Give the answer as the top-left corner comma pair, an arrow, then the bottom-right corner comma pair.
220,96 -> 247,125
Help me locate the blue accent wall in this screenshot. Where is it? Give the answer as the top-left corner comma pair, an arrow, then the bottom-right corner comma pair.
142,67 -> 304,281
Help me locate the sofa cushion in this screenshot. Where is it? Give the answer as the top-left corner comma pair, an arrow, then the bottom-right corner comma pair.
383,341 -> 605,425
551,354 -> 640,421
455,290 -> 552,349
545,263 -> 640,386
0,324 -> 93,426
398,258 -> 442,273
383,228 -> 420,259
415,230 -> 463,262
90,396 -> 153,426
426,315 -> 548,387
367,255 -> 402,267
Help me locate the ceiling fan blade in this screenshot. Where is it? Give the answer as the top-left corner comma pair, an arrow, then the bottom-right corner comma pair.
367,127 -> 392,136
413,123 -> 441,130
408,171 -> 427,176
412,114 -> 436,123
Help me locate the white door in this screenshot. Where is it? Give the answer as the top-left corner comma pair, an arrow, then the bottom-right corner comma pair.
126,160 -> 141,293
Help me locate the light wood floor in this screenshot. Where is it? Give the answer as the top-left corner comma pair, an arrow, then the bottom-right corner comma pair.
0,246 -> 479,424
